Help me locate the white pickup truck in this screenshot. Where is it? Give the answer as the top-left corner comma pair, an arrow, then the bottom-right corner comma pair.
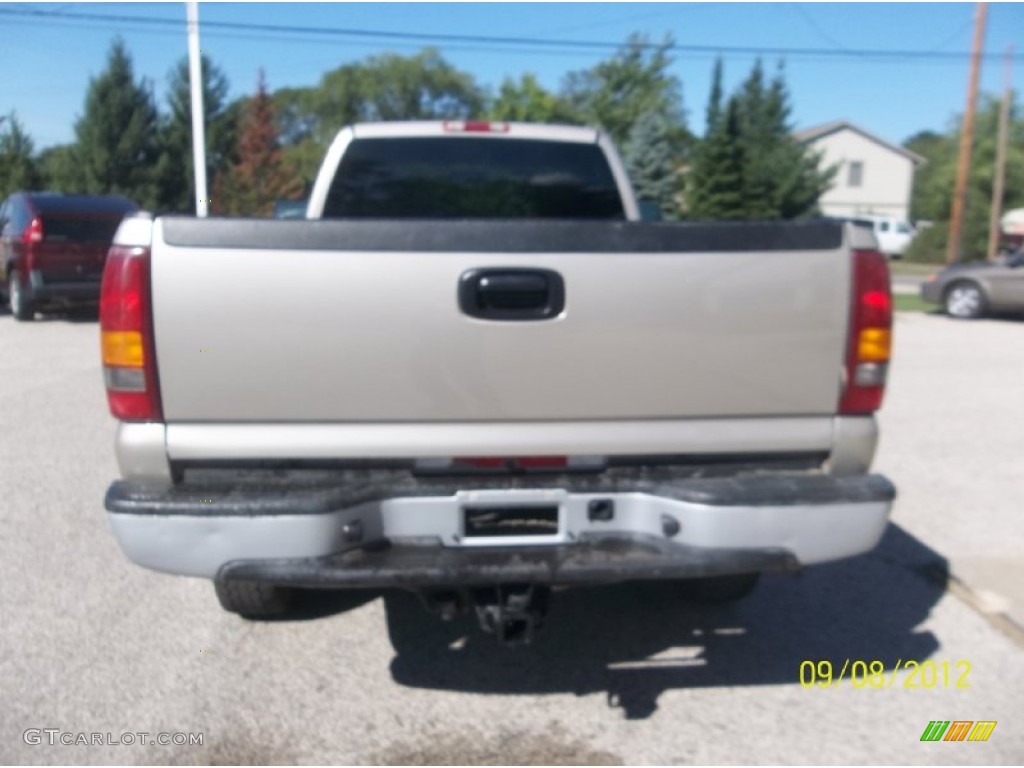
101,121 -> 895,648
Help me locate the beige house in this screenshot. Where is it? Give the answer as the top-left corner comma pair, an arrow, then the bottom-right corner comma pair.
794,120 -> 925,222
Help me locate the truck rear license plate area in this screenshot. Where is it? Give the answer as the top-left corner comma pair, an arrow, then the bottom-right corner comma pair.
463,505 -> 560,538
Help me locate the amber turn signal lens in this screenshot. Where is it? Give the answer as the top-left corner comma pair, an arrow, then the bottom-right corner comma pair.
102,330 -> 145,367
858,328 -> 891,362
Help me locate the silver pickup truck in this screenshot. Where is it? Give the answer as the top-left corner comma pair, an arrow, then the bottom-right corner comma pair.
101,121 -> 895,647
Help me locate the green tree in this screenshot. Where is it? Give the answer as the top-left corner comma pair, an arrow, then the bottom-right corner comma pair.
273,86 -> 318,145
905,94 -> 1024,261
686,58 -> 729,218
904,130 -> 953,224
624,110 -> 679,219
73,38 -> 161,207
0,113 -> 41,197
734,60 -> 835,219
269,49 -> 484,190
306,48 -> 483,145
688,93 -> 747,220
214,70 -> 303,216
687,59 -> 834,220
561,34 -> 690,159
154,55 -> 236,213
487,74 -> 582,123
37,145 -> 82,191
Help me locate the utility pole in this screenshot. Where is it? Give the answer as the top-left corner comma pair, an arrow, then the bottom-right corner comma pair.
946,2 -> 988,264
986,45 -> 1013,262
187,1 -> 209,217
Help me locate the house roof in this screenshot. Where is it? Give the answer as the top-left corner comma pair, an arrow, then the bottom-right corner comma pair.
794,120 -> 926,165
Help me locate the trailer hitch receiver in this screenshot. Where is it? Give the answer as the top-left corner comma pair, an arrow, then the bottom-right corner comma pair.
473,583 -> 550,645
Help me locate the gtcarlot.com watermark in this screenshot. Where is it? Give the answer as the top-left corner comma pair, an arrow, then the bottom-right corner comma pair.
24,729 -> 203,747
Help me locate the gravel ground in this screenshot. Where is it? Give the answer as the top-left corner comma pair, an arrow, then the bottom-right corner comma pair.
0,309 -> 1022,765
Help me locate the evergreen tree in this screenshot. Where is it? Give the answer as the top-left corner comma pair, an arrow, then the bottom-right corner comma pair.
689,96 -> 747,219
687,58 -> 835,220
37,145 -> 82,192
155,55 -> 236,213
686,58 -> 727,218
0,113 -> 41,197
214,70 -> 303,216
73,38 -> 161,207
734,60 -> 775,217
624,111 -> 679,219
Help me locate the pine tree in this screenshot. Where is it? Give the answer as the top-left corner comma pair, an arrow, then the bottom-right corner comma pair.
624,111 -> 679,219
0,113 -> 41,197
687,58 -> 835,220
734,59 -> 776,218
73,38 -> 161,207
37,145 -> 82,192
155,55 -> 236,213
690,97 -> 747,219
686,59 -> 728,218
215,70 -> 303,216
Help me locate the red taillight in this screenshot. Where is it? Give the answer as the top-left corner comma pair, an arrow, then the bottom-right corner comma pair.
22,216 -> 44,244
514,456 -> 568,470
453,457 -> 507,469
442,120 -> 510,133
839,249 -> 892,415
100,245 -> 163,421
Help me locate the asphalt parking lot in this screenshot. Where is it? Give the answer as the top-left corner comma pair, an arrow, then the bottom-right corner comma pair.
1,308 -> 1022,765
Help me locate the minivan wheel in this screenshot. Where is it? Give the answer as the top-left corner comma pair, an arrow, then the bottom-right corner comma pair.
9,270 -> 34,321
944,281 -> 986,319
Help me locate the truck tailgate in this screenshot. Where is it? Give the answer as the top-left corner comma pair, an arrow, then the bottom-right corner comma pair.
152,218 -> 850,423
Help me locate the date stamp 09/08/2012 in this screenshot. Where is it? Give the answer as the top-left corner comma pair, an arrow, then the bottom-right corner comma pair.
799,659 -> 972,690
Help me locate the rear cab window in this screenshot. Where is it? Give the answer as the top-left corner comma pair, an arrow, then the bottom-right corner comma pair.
323,137 -> 626,219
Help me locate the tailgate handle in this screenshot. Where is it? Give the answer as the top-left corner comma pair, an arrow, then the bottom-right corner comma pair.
459,268 -> 565,321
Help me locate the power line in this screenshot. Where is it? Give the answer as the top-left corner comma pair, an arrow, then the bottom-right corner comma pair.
925,15 -> 976,53
544,6 -> 692,37
1,6 -> 1023,63
789,3 -> 854,53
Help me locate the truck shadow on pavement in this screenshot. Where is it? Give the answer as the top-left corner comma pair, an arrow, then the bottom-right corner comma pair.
386,524 -> 947,719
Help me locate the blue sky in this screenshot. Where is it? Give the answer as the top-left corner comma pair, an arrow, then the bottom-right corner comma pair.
2,1 -> 1023,151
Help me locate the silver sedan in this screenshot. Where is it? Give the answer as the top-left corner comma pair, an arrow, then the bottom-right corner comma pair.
920,250 -> 1024,318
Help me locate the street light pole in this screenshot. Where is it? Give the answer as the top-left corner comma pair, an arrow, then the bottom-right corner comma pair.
186,1 -> 209,217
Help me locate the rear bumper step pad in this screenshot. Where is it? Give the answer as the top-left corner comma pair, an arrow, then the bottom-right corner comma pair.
217,534 -> 799,589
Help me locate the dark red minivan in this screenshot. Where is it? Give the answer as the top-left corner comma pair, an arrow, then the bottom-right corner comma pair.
0,192 -> 139,321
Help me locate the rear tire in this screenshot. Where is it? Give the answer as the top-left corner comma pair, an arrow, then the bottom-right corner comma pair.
944,281 -> 986,319
214,579 -> 294,618
384,590 -> 473,656
677,573 -> 761,604
8,270 -> 34,321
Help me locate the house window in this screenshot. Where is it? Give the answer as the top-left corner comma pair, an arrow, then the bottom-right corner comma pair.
848,161 -> 864,187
